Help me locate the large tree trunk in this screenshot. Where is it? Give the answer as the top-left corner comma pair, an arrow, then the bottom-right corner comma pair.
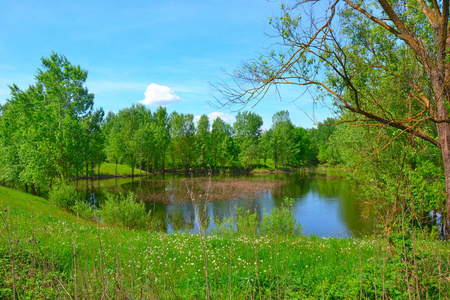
436,119 -> 450,235
432,60 -> 450,234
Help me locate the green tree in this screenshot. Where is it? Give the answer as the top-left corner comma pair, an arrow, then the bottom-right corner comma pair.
259,129 -> 272,166
104,112 -> 124,176
309,118 -> 339,163
292,127 -> 315,166
234,111 -> 263,170
82,108 -> 105,178
115,104 -> 147,177
271,110 -> 296,168
217,1 -> 450,231
196,114 -> 211,168
1,53 -> 94,189
169,112 -> 196,171
152,106 -> 170,172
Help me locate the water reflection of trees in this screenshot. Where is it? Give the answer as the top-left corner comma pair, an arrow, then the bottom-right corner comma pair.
114,176 -> 283,204
87,174 -> 374,236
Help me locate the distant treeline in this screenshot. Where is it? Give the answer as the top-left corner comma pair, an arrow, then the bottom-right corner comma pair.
102,105 -> 337,174
0,53 -> 339,192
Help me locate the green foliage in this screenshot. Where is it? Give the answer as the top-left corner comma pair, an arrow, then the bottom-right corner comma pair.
101,192 -> 153,230
169,112 -> 196,170
214,198 -> 303,237
0,52 -> 99,188
234,111 -> 263,169
235,207 -> 259,236
195,114 -> 211,167
72,200 -> 97,221
49,185 -> 81,209
270,110 -> 297,168
260,197 -> 303,236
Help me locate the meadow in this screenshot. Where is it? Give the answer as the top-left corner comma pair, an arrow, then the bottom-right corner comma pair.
1,186 -> 450,299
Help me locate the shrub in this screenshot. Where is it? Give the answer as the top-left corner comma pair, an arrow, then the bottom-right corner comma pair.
72,200 -> 97,221
260,197 -> 303,236
101,192 -> 153,230
235,207 -> 259,236
49,185 -> 80,209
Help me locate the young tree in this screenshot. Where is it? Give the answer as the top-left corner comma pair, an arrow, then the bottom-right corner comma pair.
271,110 -> 296,168
234,111 -> 263,170
152,106 -> 170,172
115,104 -> 147,177
1,53 -> 94,189
169,112 -> 196,171
105,112 -> 124,176
259,129 -> 272,166
196,114 -> 211,168
216,1 -> 450,233
82,108 -> 105,178
292,127 -> 316,166
211,117 -> 227,170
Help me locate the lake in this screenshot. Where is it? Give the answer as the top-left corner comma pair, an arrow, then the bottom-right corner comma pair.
83,172 -> 374,237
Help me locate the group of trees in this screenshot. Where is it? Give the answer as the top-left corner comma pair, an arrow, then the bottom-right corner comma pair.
0,53 -> 104,194
102,106 -> 324,175
0,53 -> 339,194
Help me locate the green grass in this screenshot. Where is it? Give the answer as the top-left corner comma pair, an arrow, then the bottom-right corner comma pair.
1,186 -> 449,299
94,162 -> 149,177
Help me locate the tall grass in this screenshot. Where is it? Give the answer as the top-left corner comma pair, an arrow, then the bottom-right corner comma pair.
1,186 -> 450,299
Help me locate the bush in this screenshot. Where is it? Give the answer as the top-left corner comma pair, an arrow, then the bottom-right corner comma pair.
72,200 -> 97,221
235,207 -> 259,236
260,197 -> 303,236
49,185 -> 80,209
101,192 -> 153,230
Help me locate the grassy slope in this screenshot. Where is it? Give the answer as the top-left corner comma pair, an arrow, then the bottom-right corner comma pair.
94,162 -> 149,176
1,186 -> 449,299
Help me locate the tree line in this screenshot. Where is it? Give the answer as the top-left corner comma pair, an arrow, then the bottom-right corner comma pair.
0,53 -> 337,193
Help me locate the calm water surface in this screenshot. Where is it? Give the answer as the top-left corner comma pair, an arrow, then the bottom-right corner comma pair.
85,173 -> 373,237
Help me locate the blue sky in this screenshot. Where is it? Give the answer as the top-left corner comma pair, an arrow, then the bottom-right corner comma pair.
0,0 -> 333,129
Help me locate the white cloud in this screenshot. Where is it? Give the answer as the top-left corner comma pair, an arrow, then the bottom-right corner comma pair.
195,112 -> 236,124
139,83 -> 180,106
208,112 -> 235,124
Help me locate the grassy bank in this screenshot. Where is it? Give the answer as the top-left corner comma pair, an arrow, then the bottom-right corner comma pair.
1,187 -> 449,299
94,162 -> 149,177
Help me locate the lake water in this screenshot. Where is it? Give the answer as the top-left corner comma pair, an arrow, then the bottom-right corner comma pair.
84,173 -> 374,237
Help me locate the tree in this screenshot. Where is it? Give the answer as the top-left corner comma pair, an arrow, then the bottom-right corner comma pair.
82,108 -> 105,178
233,111 -> 263,170
0,53 -> 94,189
196,114 -> 211,168
169,112 -> 196,171
104,112 -> 124,176
216,1 -> 450,233
271,110 -> 296,168
152,106 -> 170,172
211,117 -> 234,170
259,129 -> 272,166
115,104 -> 147,177
292,127 -> 315,166
309,117 -> 339,163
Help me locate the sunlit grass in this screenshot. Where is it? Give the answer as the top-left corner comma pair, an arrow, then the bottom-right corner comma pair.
94,162 -> 149,177
1,186 -> 449,299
